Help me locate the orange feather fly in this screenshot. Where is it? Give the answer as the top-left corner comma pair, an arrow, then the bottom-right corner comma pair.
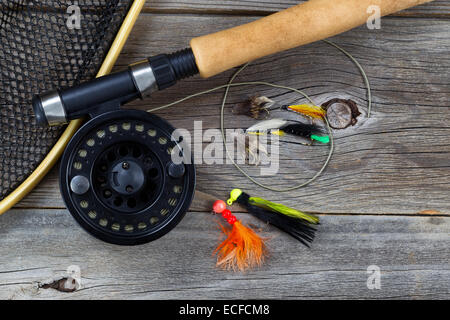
212,200 -> 266,272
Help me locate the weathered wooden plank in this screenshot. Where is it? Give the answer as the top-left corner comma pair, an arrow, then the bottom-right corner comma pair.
4,0 -> 448,17
16,15 -> 450,216
144,0 -> 450,18
0,209 -> 448,299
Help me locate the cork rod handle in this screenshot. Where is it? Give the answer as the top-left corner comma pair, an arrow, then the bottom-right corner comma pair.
190,0 -> 432,78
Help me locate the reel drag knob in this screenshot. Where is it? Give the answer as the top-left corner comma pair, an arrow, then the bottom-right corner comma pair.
110,161 -> 145,195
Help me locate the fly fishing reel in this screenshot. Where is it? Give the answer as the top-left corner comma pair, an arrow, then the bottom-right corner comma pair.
60,110 -> 195,245
33,49 -> 199,245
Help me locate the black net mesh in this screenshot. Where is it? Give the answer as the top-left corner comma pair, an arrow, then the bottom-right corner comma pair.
0,0 -> 132,200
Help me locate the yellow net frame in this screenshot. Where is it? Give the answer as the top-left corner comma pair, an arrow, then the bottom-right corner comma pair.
0,0 -> 146,214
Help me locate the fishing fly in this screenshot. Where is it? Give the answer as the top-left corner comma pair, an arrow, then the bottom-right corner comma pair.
246,118 -> 330,144
211,188 -> 319,271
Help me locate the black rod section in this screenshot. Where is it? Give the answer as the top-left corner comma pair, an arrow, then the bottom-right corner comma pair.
33,48 -> 199,127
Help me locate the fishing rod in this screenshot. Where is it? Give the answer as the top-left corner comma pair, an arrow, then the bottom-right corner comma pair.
32,0 -> 432,245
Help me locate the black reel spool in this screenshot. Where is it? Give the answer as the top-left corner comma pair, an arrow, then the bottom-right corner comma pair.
60,110 -> 195,245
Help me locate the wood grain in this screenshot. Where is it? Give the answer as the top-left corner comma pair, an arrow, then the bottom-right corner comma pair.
0,209 -> 448,299
1,4 -> 449,301
16,14 -> 450,216
144,0 -> 450,18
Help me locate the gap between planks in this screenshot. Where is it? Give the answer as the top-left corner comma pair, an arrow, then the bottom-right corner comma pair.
15,190 -> 450,217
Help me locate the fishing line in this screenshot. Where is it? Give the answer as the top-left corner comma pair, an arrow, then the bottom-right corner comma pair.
148,40 -> 372,192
